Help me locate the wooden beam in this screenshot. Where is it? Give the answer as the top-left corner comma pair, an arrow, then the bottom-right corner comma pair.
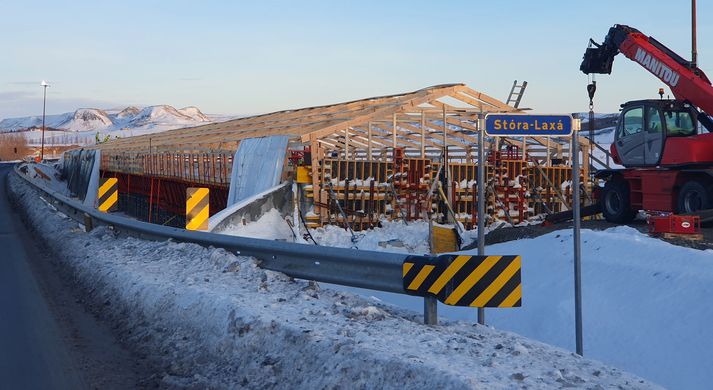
367,122 -> 373,159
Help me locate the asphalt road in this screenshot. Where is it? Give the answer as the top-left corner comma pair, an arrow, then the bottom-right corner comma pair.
0,163 -> 86,388
0,163 -> 155,389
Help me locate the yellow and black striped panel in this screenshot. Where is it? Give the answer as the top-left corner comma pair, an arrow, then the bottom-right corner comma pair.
97,178 -> 118,213
403,254 -> 522,308
186,187 -> 209,231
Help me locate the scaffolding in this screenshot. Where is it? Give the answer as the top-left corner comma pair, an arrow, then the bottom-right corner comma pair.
88,84 -> 590,229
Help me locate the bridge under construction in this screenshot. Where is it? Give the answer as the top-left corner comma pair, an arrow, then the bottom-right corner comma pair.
70,83 -> 594,230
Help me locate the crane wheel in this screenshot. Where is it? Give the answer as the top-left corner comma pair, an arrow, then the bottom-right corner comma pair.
676,181 -> 712,214
600,178 -> 636,223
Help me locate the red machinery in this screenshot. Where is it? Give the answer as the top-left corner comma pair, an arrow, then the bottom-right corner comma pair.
581,24 -> 713,222
649,214 -> 701,237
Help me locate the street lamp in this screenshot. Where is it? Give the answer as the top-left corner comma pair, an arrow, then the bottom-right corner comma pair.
40,80 -> 49,161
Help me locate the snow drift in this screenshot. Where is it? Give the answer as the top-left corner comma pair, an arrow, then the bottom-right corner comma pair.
8,171 -> 658,389
325,226 -> 713,390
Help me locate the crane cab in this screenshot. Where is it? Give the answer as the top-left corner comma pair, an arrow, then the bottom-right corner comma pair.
612,99 -> 713,167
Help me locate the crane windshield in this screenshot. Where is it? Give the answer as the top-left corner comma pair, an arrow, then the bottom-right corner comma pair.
664,110 -> 696,136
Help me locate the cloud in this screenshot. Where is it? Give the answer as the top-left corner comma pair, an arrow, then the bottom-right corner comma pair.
6,81 -> 42,86
0,90 -> 39,102
179,77 -> 202,81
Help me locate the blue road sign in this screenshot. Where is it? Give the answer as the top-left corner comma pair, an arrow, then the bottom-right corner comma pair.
485,114 -> 573,136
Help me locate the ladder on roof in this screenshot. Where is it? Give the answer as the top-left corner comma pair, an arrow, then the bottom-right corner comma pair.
506,80 -> 528,108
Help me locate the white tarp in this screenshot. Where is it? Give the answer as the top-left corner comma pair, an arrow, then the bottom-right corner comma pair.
227,135 -> 290,206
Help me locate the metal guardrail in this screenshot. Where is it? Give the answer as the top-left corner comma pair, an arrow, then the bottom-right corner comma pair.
13,163 -> 407,294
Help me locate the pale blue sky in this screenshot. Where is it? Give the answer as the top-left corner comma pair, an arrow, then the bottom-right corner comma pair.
1,0 -> 710,118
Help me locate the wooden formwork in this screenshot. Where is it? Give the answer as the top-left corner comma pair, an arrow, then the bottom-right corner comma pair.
317,159 -> 391,230
101,150 -> 233,188
313,153 -> 553,230
526,166 -> 573,214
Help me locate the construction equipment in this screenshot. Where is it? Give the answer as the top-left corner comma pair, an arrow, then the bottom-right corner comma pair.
649,214 -> 703,240
581,24 -> 713,222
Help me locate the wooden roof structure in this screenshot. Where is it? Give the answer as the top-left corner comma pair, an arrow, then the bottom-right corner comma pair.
94,84 -> 524,155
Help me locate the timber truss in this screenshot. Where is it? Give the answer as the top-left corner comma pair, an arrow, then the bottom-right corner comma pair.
94,83 -> 592,164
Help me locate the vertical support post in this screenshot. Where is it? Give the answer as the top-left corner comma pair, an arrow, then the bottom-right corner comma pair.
420,111 -> 426,158
572,119 -> 583,356
367,122 -> 373,160
310,135 -> 322,221
546,137 -> 551,166
83,213 -> 94,232
477,113 -> 486,325
692,0 -> 698,69
442,106 -> 451,219
425,218 -> 438,325
41,83 -> 48,161
148,177 -> 154,223
424,296 -> 438,325
392,114 -> 397,150
345,127 -> 350,160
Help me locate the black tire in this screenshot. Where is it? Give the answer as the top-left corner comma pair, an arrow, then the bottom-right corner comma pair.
676,181 -> 712,214
600,179 -> 636,223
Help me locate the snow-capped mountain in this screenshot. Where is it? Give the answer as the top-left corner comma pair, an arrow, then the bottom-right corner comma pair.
178,106 -> 210,122
0,105 -> 216,133
116,106 -> 140,119
60,108 -> 113,131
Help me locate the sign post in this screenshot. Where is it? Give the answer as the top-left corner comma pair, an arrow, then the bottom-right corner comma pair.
572,119 -> 583,355
477,113 -> 486,325
484,114 -> 582,355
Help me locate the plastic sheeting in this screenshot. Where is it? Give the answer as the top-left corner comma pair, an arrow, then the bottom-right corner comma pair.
83,149 -> 101,208
227,136 -> 290,206
61,149 -> 96,201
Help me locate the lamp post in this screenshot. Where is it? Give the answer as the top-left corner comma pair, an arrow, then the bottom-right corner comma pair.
40,80 -> 49,161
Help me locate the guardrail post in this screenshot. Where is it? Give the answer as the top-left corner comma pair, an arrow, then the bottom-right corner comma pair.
424,296 -> 438,325
83,212 -> 94,232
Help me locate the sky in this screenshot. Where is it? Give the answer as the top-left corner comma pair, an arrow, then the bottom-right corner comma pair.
1,0 -> 710,119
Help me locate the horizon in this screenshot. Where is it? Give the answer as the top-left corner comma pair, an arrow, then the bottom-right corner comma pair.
2,0 -> 710,119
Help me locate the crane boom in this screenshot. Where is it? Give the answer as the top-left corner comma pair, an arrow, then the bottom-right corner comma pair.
581,24 -> 713,117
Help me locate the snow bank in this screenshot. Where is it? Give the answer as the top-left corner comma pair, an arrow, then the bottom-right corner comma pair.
224,215 -> 483,255
219,208 -> 295,241
345,227 -> 711,390
8,174 -> 660,389
478,228 -> 713,390
311,220 -> 433,253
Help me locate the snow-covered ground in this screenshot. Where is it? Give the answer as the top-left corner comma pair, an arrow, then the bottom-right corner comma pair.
218,209 -> 297,241
220,213 -> 485,254
9,171 -> 659,389
219,206 -> 713,389
325,227 -> 713,390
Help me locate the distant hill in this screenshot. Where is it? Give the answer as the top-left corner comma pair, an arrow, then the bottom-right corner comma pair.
0,105 -> 220,133
573,112 -> 618,144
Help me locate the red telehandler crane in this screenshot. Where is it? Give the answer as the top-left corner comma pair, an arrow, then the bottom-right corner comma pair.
581,24 -> 713,222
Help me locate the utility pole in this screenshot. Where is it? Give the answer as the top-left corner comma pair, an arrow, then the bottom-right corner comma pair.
692,0 -> 697,69
40,80 -> 49,161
